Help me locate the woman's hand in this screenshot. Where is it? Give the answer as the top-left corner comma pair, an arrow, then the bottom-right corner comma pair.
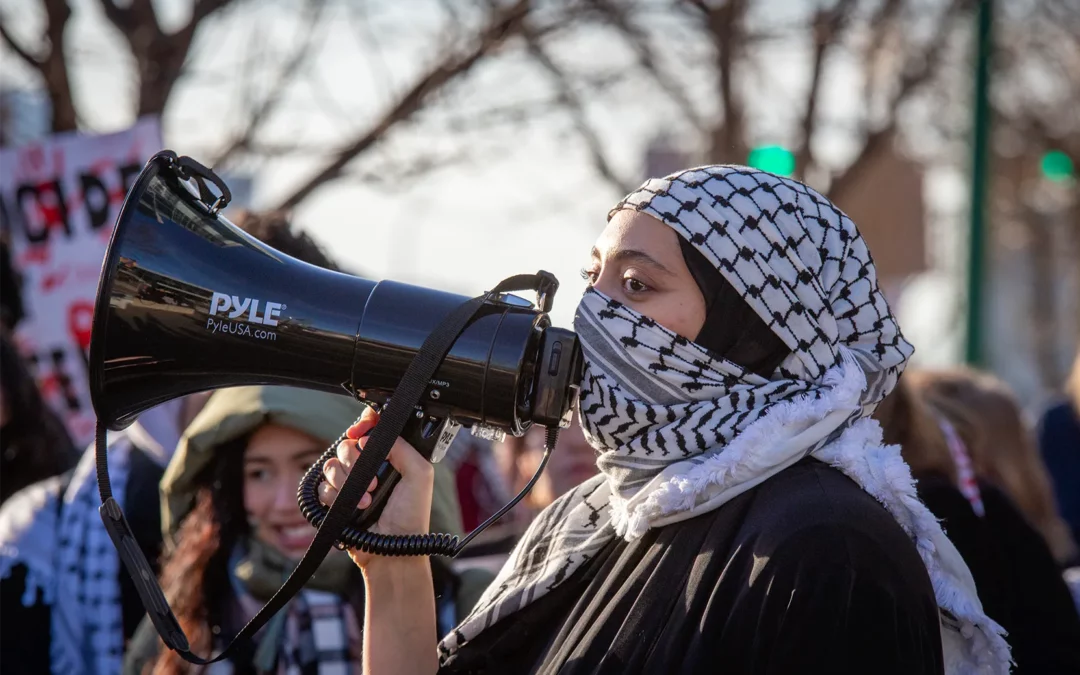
319,406 -> 434,569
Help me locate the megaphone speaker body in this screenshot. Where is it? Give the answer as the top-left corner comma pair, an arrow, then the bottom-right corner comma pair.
91,152 -> 576,439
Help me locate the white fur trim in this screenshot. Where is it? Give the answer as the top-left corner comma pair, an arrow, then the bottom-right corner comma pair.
609,348 -> 866,539
608,346 -> 1012,675
817,424 -> 1012,674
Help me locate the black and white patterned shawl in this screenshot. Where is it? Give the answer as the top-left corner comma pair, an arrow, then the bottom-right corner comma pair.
225,563 -> 360,675
439,166 -> 1011,674
0,428 -> 159,675
0,403 -> 181,675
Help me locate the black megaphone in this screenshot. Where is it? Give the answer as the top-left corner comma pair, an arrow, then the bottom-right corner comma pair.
87,151 -> 582,659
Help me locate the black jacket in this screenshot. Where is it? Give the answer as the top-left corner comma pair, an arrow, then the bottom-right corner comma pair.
916,472 -> 1080,674
441,458 -> 945,675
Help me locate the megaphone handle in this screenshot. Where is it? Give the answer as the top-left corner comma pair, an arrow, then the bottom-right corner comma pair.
351,412 -> 445,531
350,463 -> 400,531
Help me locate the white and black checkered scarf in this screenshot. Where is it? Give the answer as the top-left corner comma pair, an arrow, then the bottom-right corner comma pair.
226,542 -> 361,675
440,166 -> 1011,674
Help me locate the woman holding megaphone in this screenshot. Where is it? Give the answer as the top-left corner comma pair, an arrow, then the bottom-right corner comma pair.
320,166 -> 1012,675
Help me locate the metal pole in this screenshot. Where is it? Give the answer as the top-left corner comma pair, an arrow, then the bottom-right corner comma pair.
965,0 -> 994,365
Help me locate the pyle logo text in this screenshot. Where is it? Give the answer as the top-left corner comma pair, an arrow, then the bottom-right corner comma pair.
210,292 -> 283,326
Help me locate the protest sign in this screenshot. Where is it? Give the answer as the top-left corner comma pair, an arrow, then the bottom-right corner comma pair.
1,117 -> 162,447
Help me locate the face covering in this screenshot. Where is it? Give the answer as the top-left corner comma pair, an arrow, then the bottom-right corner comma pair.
677,235 -> 789,377
441,166 -> 1011,675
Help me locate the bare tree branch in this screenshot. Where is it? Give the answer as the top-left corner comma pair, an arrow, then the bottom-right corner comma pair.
795,0 -> 858,178
523,24 -> 632,194
828,0 -> 972,203
2,2 -> 78,131
191,0 -> 233,27
273,0 -> 532,210
859,0 -> 904,129
98,0 -> 235,119
95,0 -> 138,34
705,0 -> 749,163
344,147 -> 476,189
590,0 -> 706,133
680,0 -> 710,17
0,14 -> 42,67
39,0 -> 76,131
210,0 -> 327,167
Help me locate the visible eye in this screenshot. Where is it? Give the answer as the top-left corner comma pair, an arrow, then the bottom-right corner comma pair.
580,267 -> 598,285
245,467 -> 272,483
622,276 -> 650,294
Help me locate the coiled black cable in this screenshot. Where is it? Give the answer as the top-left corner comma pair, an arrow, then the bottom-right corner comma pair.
297,423 -> 560,558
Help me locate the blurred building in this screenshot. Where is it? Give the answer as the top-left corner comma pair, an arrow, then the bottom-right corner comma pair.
0,88 -> 51,147
833,145 -> 928,307
985,192 -> 1080,408
644,135 -> 688,179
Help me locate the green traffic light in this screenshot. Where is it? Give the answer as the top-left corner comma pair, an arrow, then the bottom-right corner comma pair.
747,145 -> 795,176
1041,150 -> 1075,182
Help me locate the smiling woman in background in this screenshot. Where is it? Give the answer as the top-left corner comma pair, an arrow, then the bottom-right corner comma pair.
123,386 -> 469,675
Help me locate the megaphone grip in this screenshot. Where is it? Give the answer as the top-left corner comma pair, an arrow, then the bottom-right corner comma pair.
297,446 -> 460,557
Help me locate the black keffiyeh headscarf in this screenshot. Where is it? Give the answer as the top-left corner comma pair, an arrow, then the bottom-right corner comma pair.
440,166 -> 1011,674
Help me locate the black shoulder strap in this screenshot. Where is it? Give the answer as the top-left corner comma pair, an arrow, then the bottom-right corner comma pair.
96,273 -> 551,664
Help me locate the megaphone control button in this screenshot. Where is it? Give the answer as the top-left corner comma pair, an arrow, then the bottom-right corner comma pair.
548,341 -> 563,376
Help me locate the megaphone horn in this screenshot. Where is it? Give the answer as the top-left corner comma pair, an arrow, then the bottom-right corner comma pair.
89,150 -> 582,663
91,150 -> 580,438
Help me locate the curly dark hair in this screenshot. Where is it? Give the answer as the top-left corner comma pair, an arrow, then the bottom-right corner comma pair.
0,238 -> 24,331
0,330 -> 79,503
150,436 -> 249,675
147,433 -> 375,674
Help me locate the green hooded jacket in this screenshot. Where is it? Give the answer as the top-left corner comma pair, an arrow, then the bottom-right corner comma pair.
161,385 -> 464,548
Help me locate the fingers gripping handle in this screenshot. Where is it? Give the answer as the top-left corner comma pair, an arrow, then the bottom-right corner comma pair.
297,412 -> 462,555
354,412 -> 458,531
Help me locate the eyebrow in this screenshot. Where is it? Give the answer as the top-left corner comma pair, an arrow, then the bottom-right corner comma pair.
591,246 -> 675,275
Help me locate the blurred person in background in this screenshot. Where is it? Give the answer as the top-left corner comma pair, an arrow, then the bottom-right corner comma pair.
448,417 -> 598,577
1,237 -> 25,331
876,375 -> 1080,674
0,330 -> 79,504
1039,352 -> 1080,555
497,415 -> 597,514
0,390 -> 201,675
123,386 -> 468,675
0,209 -> 345,675
441,433 -> 518,573
909,367 -> 1079,567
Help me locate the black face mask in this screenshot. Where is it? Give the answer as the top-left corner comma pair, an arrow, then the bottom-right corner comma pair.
677,237 -> 790,378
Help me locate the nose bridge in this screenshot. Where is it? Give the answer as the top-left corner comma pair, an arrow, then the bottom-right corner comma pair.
273,471 -> 296,511
593,263 -> 621,299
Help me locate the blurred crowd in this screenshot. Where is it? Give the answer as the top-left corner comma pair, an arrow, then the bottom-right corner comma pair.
2,212 -> 1080,674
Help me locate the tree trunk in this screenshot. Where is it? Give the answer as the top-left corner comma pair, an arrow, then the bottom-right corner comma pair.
42,0 -> 76,132
706,0 -> 747,164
